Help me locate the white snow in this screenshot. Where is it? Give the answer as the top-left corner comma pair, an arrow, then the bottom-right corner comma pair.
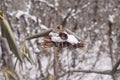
71,10 -> 81,19
94,29 -> 99,33
8,11 -> 16,16
38,19 -> 48,30
49,32 -> 65,42
82,2 -> 90,8
81,73 -> 97,80
104,35 -> 108,40
59,50 -> 73,70
15,10 -> 37,22
67,8 -> 72,12
38,0 -> 54,8
100,23 -> 106,29
48,68 -> 54,75
25,1 -> 31,12
26,27 -> 30,34
108,14 -> 115,23
40,24 -> 48,30
38,18 -> 42,23
51,36 -> 64,42
49,32 -> 59,37
94,53 -> 112,71
15,10 -> 25,18
0,72 -> 4,80
49,32 -> 79,44
90,40 -> 102,53
40,56 -> 49,73
67,34 -> 79,44
83,28 -> 87,31
54,0 -> 59,7
54,0 -> 59,10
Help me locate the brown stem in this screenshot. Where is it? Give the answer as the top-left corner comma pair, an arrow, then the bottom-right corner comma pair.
54,47 -> 60,80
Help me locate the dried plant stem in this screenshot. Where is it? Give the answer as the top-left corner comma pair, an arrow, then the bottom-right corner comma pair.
112,58 -> 120,74
54,47 -> 60,80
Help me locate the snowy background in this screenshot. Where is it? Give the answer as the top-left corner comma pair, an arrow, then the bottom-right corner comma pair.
0,0 -> 120,80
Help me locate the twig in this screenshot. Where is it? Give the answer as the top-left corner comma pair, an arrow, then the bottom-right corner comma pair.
54,47 -> 61,80
35,0 -> 55,10
0,36 -> 14,71
112,58 -> 120,74
108,14 -> 116,80
58,69 -> 119,77
61,11 -> 71,27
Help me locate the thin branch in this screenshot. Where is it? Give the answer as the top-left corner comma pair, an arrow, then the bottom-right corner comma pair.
59,69 -> 120,78
0,36 -> 14,71
54,47 -> 60,80
61,11 -> 71,27
108,17 -> 116,80
35,0 -> 55,10
112,58 -> 120,74
108,21 -> 113,65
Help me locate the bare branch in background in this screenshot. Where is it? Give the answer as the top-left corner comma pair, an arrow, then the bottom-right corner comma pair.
59,69 -> 120,78
0,36 -> 13,71
54,47 -> 61,80
112,58 -> 120,74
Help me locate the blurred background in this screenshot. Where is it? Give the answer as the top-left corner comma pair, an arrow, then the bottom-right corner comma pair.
0,0 -> 120,80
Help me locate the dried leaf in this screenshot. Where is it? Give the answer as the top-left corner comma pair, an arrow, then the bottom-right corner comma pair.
4,72 -> 9,80
21,44 -> 34,63
6,69 -> 17,80
0,14 -> 22,62
26,29 -> 52,40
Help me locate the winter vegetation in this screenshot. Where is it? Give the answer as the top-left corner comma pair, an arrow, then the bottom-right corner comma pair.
0,0 -> 120,80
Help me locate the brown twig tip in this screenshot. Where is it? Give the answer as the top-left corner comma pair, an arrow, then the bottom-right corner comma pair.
78,42 -> 86,48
